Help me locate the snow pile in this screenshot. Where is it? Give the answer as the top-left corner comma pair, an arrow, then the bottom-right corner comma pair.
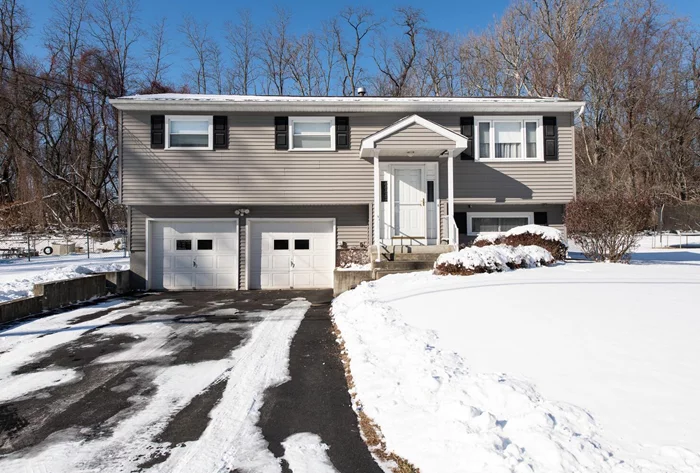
0,254 -> 129,302
474,224 -> 565,244
332,255 -> 700,472
435,244 -> 553,271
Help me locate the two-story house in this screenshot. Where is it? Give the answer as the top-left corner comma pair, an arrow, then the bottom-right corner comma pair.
110,94 -> 584,291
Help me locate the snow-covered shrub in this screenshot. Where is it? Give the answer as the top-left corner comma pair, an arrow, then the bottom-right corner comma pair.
472,224 -> 567,260
566,195 -> 653,262
434,244 -> 554,276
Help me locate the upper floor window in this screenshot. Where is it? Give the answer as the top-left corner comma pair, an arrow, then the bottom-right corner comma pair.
166,116 -> 213,150
475,117 -> 542,161
289,117 -> 335,151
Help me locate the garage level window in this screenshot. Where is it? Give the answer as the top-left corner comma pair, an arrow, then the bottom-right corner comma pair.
475,117 -> 542,161
467,212 -> 533,236
274,239 -> 289,250
197,240 -> 213,250
289,117 -> 335,151
166,116 -> 213,150
176,240 -> 192,250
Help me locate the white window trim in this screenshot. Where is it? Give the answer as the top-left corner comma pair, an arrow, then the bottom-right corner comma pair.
165,115 -> 213,151
467,212 -> 534,236
475,116 -> 543,162
289,116 -> 336,151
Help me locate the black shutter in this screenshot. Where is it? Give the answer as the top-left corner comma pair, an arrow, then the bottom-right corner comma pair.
213,115 -> 228,149
336,116 -> 350,150
460,117 -> 474,160
543,116 -> 558,161
151,115 -> 165,149
455,212 -> 468,234
534,212 -> 548,225
275,116 -> 289,150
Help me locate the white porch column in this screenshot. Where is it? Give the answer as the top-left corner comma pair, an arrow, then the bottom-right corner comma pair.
373,151 -> 380,248
447,149 -> 455,245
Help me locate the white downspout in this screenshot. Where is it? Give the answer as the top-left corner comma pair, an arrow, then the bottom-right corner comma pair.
373,151 -> 381,250
447,149 -> 455,245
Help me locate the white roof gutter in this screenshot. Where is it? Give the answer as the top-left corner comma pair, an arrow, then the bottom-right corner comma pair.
109,98 -> 587,114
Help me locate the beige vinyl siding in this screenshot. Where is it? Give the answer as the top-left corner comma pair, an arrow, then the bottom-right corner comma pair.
128,204 -> 369,289
375,123 -> 455,149
121,111 -> 575,206
438,112 -> 575,204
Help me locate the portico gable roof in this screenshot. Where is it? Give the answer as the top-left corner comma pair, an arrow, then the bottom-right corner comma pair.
360,114 -> 469,158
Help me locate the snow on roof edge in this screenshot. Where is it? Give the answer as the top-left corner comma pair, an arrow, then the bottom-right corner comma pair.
113,93 -> 576,104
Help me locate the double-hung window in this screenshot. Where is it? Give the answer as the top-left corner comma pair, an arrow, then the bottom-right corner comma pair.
467,212 -> 534,235
289,117 -> 335,151
166,116 -> 213,150
475,117 -> 542,161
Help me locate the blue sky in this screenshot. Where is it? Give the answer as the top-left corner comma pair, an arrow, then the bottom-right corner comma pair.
20,0 -> 700,86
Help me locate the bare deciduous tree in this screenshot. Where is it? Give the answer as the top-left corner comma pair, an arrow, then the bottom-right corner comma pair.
260,7 -> 292,95
373,7 -> 425,97
225,9 -> 258,95
330,7 -> 382,96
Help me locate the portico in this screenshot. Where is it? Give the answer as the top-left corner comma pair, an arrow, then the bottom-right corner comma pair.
360,114 -> 470,248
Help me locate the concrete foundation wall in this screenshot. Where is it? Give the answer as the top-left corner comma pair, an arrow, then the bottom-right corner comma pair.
0,270 -> 132,326
333,270 -> 373,297
34,275 -> 108,311
0,296 -> 43,324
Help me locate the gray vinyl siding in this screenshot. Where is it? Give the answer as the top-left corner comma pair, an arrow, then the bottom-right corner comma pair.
375,123 -> 455,148
121,111 -> 575,206
128,204 -> 369,290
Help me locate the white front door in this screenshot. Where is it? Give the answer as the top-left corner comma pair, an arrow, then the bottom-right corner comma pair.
394,167 -> 426,238
249,220 -> 335,289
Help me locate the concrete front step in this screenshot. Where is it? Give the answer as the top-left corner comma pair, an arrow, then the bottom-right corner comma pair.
374,268 -> 432,279
392,253 -> 442,262
372,260 -> 435,271
380,244 -> 453,254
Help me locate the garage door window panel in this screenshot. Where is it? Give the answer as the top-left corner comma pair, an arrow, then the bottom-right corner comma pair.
295,239 -> 310,250
274,239 -> 289,250
197,239 -> 213,250
176,240 -> 192,250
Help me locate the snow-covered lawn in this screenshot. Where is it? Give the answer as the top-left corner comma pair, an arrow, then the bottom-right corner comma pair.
333,236 -> 700,472
0,252 -> 129,302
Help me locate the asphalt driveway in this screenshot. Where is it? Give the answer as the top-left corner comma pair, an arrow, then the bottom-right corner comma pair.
0,290 -> 382,472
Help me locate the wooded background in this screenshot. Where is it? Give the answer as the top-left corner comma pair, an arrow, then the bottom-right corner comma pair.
0,0 -> 698,232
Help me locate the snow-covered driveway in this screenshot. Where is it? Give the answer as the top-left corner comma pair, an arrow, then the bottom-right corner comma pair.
333,238 -> 700,473
0,290 -> 380,472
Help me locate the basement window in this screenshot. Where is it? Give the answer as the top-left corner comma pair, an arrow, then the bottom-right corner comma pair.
467,212 -> 533,236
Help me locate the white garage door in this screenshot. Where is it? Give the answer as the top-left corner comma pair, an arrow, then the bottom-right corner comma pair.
150,220 -> 238,290
249,220 -> 335,289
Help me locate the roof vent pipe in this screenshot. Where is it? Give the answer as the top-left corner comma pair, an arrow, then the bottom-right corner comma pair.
356,87 -> 366,97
